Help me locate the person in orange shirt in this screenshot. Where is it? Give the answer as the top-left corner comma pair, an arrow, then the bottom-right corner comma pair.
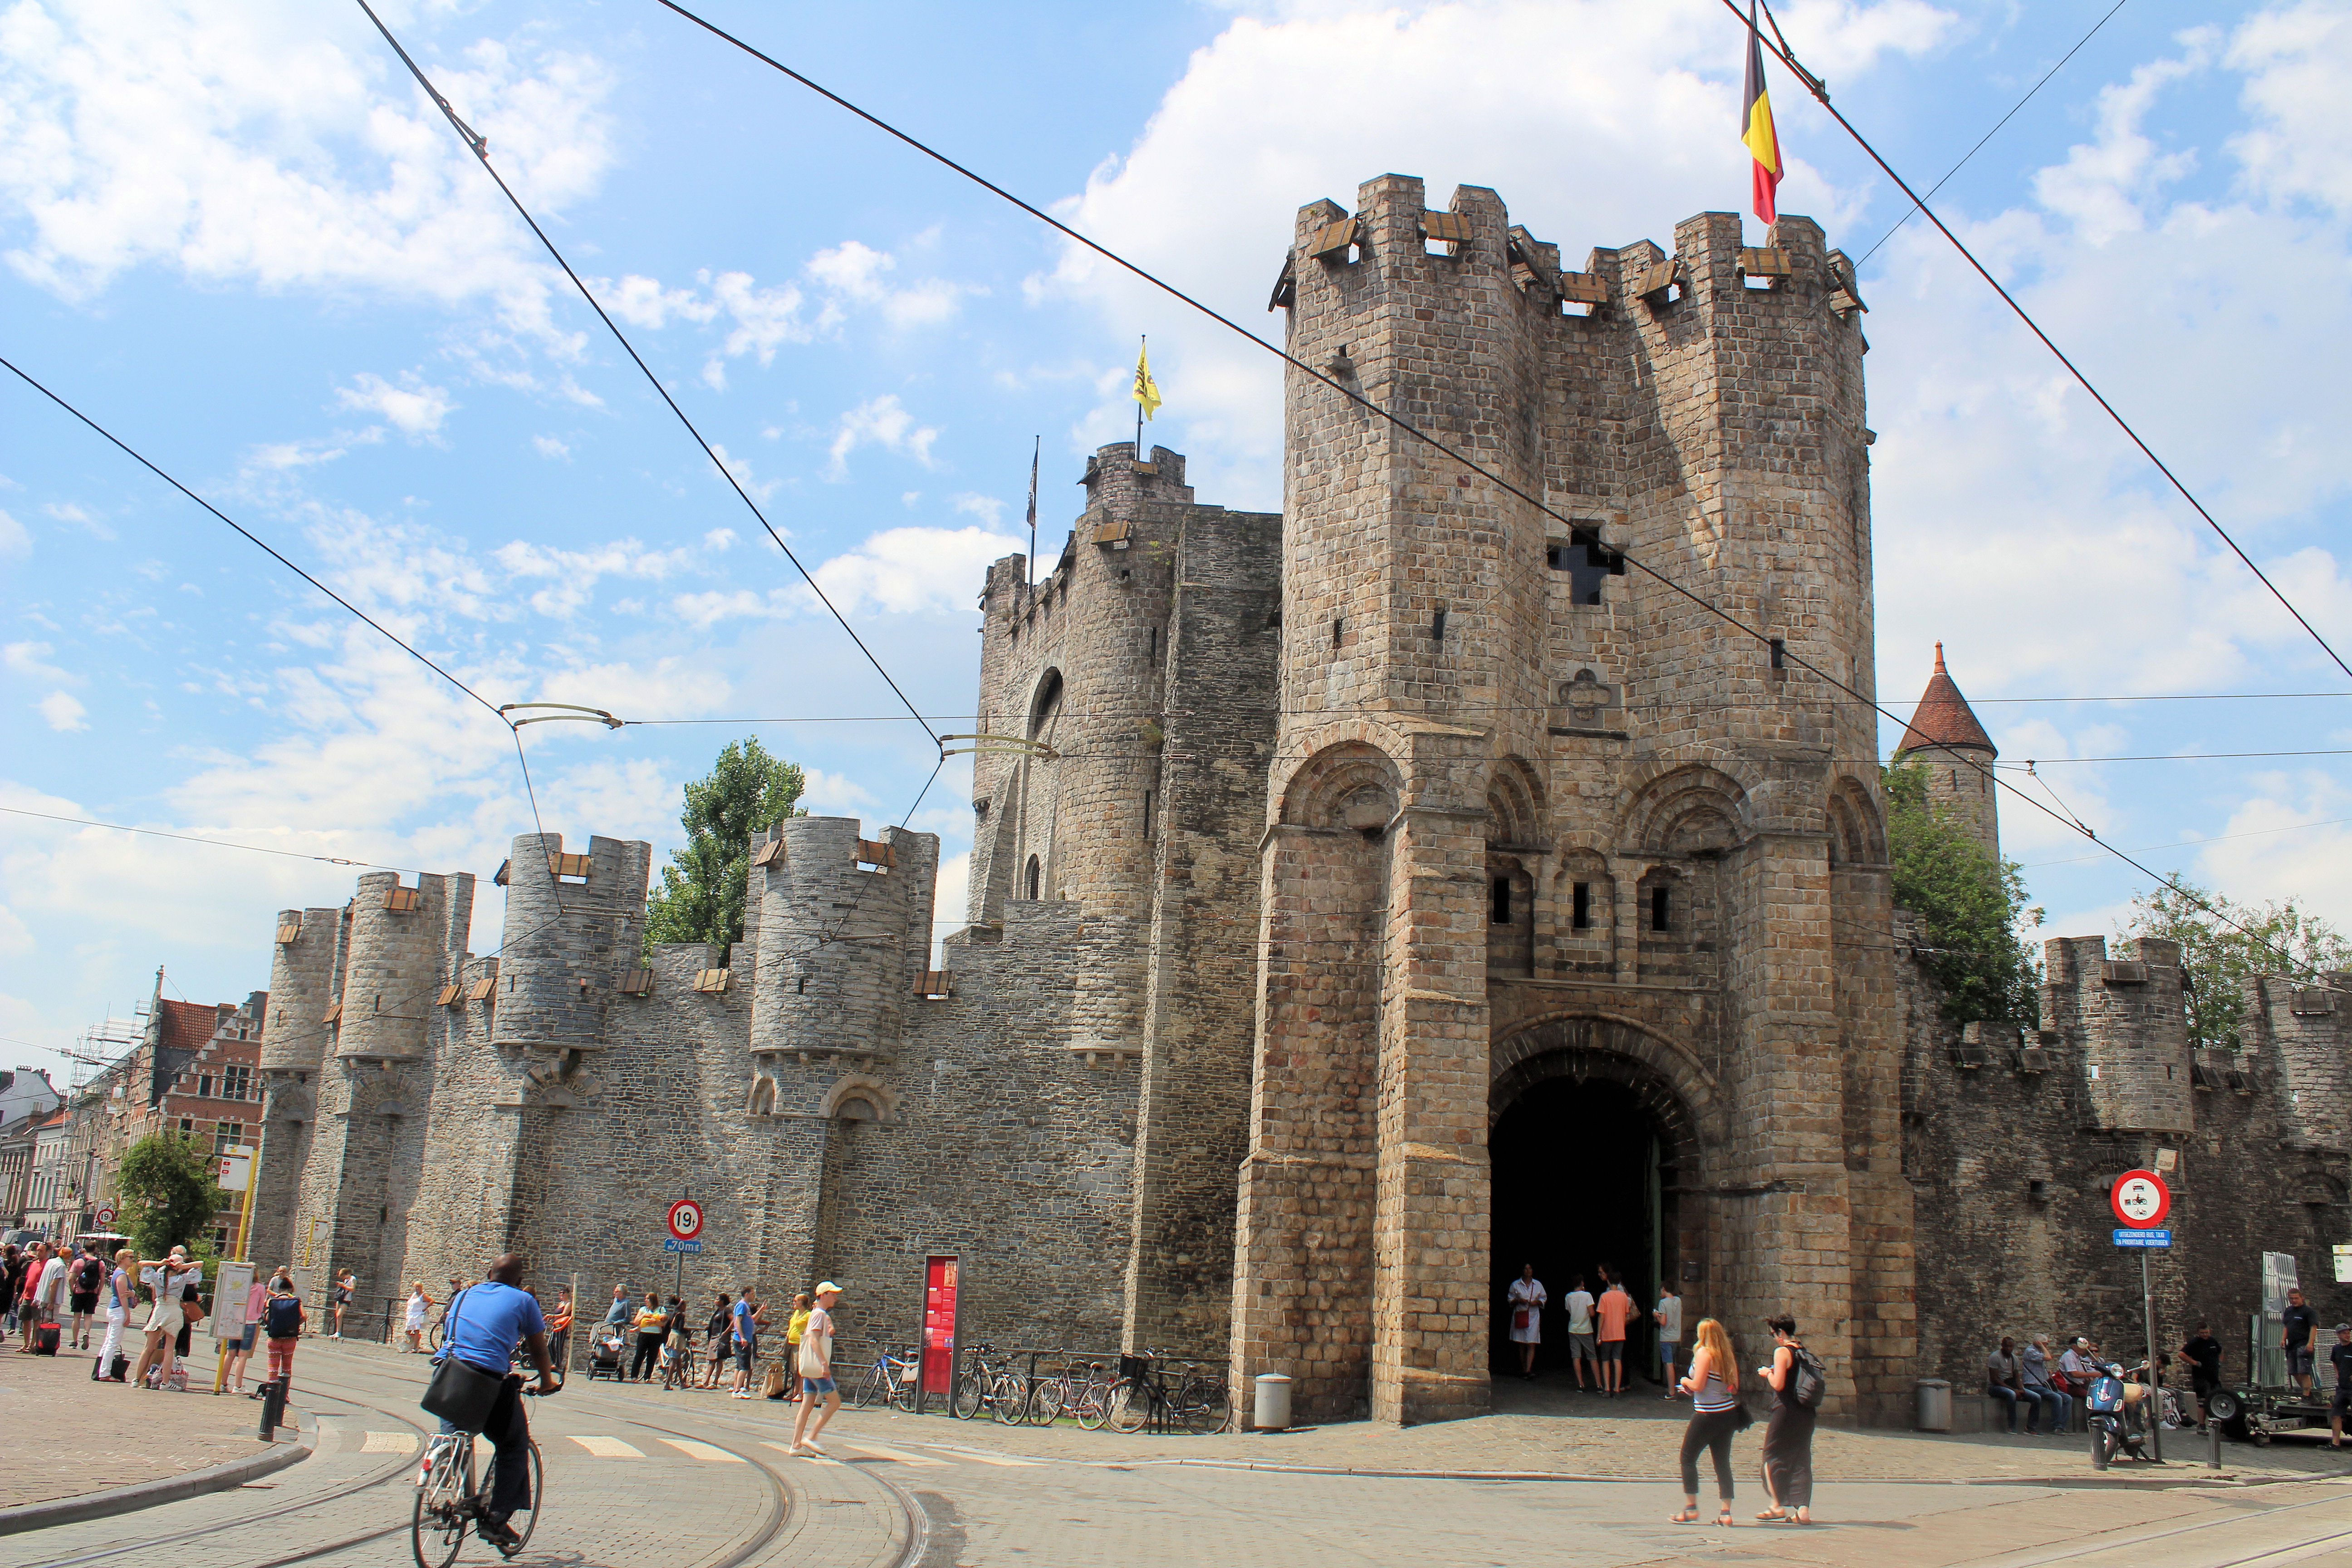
1594,1269 -> 1637,1397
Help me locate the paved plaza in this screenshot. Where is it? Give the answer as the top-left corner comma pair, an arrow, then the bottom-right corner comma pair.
4,1341 -> 2351,1567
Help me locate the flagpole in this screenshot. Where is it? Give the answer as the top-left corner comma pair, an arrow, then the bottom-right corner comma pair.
1135,335 -> 1145,459
1025,436 -> 1039,587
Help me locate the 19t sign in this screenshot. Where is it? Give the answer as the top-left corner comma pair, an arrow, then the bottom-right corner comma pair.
2110,1169 -> 2171,1227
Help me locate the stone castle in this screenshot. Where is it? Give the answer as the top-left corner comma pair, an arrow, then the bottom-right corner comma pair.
250,176 -> 2345,1424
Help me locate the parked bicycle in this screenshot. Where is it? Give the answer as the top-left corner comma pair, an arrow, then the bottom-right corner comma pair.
847,1344 -> 921,1411
412,1383 -> 553,1565
950,1343 -> 1025,1423
1107,1350 -> 1229,1434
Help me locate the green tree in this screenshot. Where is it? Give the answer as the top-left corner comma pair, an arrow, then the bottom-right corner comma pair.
644,738 -> 807,953
1883,759 -> 2043,1024
2123,879 -> 2352,1052
115,1134 -> 225,1258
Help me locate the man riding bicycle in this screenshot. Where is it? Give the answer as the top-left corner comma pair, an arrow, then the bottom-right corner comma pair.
436,1253 -> 559,1552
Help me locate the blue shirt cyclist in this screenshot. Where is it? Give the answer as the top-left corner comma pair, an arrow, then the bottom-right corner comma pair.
443,1274 -> 553,1384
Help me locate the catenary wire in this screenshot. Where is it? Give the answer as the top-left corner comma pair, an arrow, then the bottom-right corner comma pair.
1731,0 -> 2352,686
0,806 -> 430,873
647,0 -> 2345,988
351,0 -> 939,750
618,690 -> 2352,726
0,354 -> 570,918
1849,0 -> 2131,268
0,353 -> 503,722
2018,814 -> 2352,871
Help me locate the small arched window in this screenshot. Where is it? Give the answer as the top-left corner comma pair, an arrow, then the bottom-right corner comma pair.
748,1079 -> 776,1117
1024,855 -> 1041,900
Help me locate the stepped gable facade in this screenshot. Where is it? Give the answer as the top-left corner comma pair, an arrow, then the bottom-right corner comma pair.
247,173 -> 2340,1422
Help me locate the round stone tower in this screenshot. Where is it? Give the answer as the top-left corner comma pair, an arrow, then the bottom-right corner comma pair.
263,905 -> 343,1074
334,872 -> 448,1061
745,816 -> 938,1069
1895,642 -> 2000,862
492,833 -> 653,1054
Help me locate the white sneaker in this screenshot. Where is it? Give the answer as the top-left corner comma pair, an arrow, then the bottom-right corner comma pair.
797,1440 -> 827,1455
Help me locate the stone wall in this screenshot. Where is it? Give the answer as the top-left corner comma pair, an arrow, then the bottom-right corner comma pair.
1903,932 -> 2352,1395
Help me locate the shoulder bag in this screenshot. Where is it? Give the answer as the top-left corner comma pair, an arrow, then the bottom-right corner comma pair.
421,1287 -> 505,1434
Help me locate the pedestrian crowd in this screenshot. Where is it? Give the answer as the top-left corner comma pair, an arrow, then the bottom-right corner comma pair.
0,1237 -> 311,1399
1498,1260 -> 1679,1399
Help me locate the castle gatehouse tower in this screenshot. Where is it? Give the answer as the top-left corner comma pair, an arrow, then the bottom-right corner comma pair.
1230,175 -> 1914,1423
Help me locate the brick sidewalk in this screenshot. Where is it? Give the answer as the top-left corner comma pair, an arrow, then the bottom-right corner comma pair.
0,1343 -> 281,1510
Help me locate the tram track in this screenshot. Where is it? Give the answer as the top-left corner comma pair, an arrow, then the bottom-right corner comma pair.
24,1381 -> 435,1568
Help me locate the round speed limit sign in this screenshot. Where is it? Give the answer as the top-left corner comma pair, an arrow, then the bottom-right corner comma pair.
666,1197 -> 705,1242
93,1206 -> 117,1227
2110,1169 -> 2171,1227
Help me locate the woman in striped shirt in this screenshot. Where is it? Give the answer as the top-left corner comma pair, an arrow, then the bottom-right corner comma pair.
1670,1317 -> 1744,1526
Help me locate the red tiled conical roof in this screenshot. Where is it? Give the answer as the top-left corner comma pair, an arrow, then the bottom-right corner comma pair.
1896,642 -> 1996,756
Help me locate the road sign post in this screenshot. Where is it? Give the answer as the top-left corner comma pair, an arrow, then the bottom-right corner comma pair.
2112,1169 -> 2173,1464
665,1195 -> 704,1297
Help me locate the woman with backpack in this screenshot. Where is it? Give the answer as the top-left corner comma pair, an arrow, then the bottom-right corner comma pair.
1755,1313 -> 1819,1525
262,1276 -> 305,1392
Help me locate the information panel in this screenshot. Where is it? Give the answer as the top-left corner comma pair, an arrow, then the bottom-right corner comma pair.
919,1254 -> 961,1405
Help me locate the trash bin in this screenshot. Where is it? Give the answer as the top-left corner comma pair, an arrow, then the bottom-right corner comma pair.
1916,1377 -> 1951,1432
1253,1373 -> 1293,1432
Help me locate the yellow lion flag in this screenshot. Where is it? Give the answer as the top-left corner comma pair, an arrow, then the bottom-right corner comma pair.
1132,337 -> 1162,420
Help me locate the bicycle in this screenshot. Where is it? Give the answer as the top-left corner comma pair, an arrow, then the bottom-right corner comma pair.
949,1343 -> 1020,1421
1107,1351 -> 1230,1435
412,1382 -> 553,1565
847,1345 -> 921,1411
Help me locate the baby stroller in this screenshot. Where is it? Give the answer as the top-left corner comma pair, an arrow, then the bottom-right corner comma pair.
586,1327 -> 627,1382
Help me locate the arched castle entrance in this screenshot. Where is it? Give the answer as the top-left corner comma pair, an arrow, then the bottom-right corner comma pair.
1488,1017 -> 1709,1383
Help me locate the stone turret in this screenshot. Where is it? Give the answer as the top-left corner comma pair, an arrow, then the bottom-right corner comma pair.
1896,643 -> 2000,862
493,833 -> 651,1053
2043,936 -> 2195,1132
334,873 -> 472,1061
745,816 -> 938,1073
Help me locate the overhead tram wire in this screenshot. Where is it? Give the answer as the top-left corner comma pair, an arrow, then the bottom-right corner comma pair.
0,353 -> 572,916
1850,0 -> 2131,269
0,355 -> 502,726
351,0 -> 938,755
0,807 -> 429,874
652,0 -> 2352,995
1728,0 -> 2352,689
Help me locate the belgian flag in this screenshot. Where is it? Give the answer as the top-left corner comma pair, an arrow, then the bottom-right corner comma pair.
1741,1 -> 1783,225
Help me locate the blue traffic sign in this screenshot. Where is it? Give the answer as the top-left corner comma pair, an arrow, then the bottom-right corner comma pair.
662,1237 -> 704,1254
2113,1228 -> 2171,1248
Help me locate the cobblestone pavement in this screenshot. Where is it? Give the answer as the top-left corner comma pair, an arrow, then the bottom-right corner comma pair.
0,1340 -> 280,1511
9,1343 -> 2352,1568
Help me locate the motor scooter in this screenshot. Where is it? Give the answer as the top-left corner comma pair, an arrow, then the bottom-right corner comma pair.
2086,1361 -> 2155,1469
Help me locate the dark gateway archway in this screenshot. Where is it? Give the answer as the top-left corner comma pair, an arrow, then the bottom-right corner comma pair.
1488,1025 -> 1702,1384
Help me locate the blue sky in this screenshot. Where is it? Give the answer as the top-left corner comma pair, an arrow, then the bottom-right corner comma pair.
5,0 -> 2351,1083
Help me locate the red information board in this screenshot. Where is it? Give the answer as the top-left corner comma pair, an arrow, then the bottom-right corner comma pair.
918,1255 -> 961,1406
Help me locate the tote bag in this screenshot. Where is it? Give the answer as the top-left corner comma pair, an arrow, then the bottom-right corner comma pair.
420,1288 -> 505,1434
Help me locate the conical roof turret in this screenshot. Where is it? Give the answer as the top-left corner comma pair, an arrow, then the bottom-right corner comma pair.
1896,642 -> 1996,756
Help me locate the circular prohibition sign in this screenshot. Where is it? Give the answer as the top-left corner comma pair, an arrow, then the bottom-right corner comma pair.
2109,1169 -> 2171,1227
666,1197 -> 705,1242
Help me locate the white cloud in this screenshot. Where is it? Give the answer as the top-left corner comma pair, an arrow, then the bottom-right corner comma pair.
807,525 -> 1023,617
702,528 -> 736,552
336,372 -> 457,439
34,691 -> 87,731
805,240 -> 978,330
596,273 -> 718,329
1868,7 -> 2352,705
951,493 -> 1008,526
2227,1 -> 2352,213
1030,0 -> 1950,501
799,768 -> 879,816
705,441 -> 781,503
532,435 -> 570,459
0,4 -> 614,342
492,537 -> 693,619
826,395 -> 938,480
0,510 -> 29,556
43,501 -> 113,540
4,641 -> 78,686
